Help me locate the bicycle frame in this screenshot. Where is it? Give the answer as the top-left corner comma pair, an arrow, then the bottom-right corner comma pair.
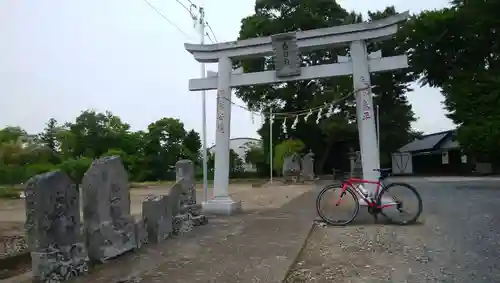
339,177 -> 397,209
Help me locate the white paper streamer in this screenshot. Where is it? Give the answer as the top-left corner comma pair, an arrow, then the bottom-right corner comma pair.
316,107 -> 323,124
326,103 -> 334,118
291,115 -> 299,129
304,109 -> 313,122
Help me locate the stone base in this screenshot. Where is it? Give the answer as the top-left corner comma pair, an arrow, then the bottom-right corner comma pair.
202,197 -> 242,215
134,219 -> 148,249
85,220 -> 136,262
192,214 -> 208,226
32,243 -> 88,282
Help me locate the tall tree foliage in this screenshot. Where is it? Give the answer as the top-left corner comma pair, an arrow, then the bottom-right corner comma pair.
404,0 -> 500,161
236,0 -> 418,171
0,111 -> 205,184
367,7 -> 420,165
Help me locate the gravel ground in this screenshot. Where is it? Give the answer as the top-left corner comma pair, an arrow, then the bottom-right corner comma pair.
286,180 -> 500,283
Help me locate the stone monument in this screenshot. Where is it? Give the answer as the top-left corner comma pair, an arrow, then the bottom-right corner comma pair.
81,156 -> 136,262
283,153 -> 301,183
175,159 -> 196,204
133,218 -> 148,249
168,160 -> 208,234
142,195 -> 172,244
24,171 -> 88,282
301,150 -> 315,181
348,149 -> 363,178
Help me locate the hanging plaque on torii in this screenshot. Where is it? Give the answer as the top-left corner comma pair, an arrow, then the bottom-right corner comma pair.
271,32 -> 301,78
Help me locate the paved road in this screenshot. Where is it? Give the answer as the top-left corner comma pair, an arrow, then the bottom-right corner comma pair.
286,180 -> 500,282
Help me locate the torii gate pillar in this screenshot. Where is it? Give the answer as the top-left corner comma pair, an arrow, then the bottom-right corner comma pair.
202,56 -> 242,215
350,40 -> 380,183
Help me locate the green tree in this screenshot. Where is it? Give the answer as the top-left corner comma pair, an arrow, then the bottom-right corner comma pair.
143,118 -> 188,180
38,118 -> 60,153
366,7 -> 420,166
0,126 -> 27,143
404,0 -> 500,161
273,139 -> 305,173
183,129 -> 202,163
58,157 -> 93,184
229,149 -> 244,176
244,143 -> 268,176
207,149 -> 215,172
64,110 -> 132,159
236,0 -> 418,172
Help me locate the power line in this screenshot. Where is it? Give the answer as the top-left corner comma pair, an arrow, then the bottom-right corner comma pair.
175,0 -> 197,19
186,0 -> 197,8
142,0 -> 193,39
205,21 -> 218,42
205,32 -> 214,43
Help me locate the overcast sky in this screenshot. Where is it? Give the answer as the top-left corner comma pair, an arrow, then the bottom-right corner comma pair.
0,0 -> 454,145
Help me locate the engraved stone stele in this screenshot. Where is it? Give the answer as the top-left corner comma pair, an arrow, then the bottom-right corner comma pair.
134,219 -> 148,249
301,150 -> 315,181
81,156 -> 136,262
24,171 -> 88,282
168,160 -> 208,234
283,153 -> 301,183
142,195 -> 172,244
348,149 -> 362,178
175,159 -> 196,203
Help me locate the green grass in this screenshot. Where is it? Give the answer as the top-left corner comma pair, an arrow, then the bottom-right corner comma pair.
0,187 -> 21,199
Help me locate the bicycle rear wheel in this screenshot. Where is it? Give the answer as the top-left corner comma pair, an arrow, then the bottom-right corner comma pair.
378,182 -> 422,225
316,184 -> 359,226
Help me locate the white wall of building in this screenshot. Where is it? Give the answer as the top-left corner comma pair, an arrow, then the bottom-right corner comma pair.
209,137 -> 262,172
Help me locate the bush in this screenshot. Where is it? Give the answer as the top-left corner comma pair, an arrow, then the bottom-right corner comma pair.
0,165 -> 25,185
273,139 -> 305,173
24,163 -> 57,180
58,157 -> 93,184
0,187 -> 21,199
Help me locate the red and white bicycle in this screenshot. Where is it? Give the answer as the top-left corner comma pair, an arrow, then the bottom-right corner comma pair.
316,168 -> 422,226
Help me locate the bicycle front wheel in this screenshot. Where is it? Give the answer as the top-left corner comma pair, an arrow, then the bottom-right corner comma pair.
316,184 -> 359,226
378,182 -> 423,225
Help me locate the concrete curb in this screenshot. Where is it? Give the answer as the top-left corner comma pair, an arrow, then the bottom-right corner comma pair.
281,222 -> 317,283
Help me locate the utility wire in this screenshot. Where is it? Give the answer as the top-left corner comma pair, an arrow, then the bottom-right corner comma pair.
173,0 -> 218,44
205,21 -> 218,42
175,0 -> 196,18
205,32 -> 214,43
142,0 -> 193,39
186,0 -> 197,8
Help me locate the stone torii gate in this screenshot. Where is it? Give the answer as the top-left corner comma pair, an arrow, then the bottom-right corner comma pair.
185,12 -> 410,214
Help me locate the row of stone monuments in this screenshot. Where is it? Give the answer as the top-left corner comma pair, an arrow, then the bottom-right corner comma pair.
282,150 -> 316,182
24,156 -> 207,283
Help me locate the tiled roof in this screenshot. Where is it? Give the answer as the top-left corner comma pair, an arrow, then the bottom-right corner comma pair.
398,130 -> 455,153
